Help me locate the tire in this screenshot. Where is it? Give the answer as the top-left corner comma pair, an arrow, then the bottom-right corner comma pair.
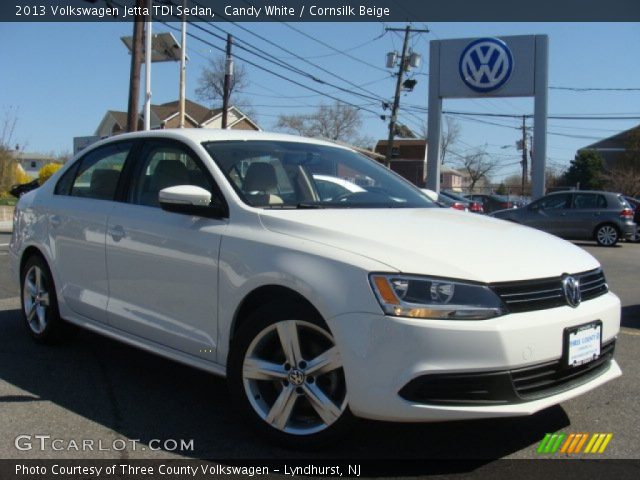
595,224 -> 619,247
20,254 -> 68,344
228,302 -> 353,449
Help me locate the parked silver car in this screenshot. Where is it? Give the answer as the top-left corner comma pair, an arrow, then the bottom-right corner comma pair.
491,191 -> 636,246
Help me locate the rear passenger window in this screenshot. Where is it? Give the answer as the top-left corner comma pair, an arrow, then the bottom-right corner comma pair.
574,193 -> 607,209
68,143 -> 132,200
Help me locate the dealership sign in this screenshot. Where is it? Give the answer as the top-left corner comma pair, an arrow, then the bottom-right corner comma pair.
459,38 -> 514,93
426,35 -> 549,199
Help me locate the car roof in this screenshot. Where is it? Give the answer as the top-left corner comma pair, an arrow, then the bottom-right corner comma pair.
88,128 -> 349,151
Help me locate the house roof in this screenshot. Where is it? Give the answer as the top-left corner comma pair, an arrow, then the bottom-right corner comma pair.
376,139 -> 427,147
103,99 -> 222,130
153,99 -> 219,125
581,124 -> 640,150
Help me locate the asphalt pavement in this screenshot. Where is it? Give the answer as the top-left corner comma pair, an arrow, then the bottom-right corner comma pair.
0,233 -> 638,466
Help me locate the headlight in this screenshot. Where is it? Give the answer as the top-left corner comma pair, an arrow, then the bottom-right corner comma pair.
369,274 -> 505,320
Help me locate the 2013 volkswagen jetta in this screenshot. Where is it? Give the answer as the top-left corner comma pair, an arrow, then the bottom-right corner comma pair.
10,130 -> 621,447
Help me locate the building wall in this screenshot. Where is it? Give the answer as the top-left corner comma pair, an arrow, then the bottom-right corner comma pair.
389,160 -> 425,186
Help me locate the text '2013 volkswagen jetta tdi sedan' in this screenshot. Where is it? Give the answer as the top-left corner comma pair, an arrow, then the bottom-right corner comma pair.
10,130 -> 621,447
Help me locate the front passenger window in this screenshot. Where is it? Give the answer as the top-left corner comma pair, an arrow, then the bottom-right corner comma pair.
130,145 -> 215,208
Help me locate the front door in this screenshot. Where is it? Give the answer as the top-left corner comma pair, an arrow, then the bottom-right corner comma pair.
105,139 -> 228,360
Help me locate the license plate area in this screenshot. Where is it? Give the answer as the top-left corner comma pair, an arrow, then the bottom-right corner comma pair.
563,321 -> 602,368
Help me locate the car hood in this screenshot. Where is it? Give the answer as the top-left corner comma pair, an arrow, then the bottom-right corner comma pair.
258,208 -> 600,283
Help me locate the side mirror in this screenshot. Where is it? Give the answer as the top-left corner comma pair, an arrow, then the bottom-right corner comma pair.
529,203 -> 540,212
159,185 -> 227,219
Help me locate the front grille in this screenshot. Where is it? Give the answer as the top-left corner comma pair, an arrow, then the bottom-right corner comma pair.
491,269 -> 608,313
398,340 -> 616,406
511,340 -> 615,400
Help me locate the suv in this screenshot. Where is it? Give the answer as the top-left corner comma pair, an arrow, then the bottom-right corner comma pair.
10,130 -> 621,447
492,191 -> 636,246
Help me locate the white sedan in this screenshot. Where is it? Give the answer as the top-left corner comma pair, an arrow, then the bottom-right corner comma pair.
10,129 -> 621,447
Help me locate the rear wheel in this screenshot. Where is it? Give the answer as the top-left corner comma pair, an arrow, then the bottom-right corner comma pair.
20,255 -> 68,343
595,224 -> 619,247
228,303 -> 352,448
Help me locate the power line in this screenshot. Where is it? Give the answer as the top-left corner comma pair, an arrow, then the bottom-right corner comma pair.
157,21 -> 382,117
550,86 -> 640,92
187,0 -> 391,104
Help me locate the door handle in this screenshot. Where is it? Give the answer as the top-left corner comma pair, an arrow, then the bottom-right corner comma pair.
50,215 -> 61,228
108,225 -> 126,242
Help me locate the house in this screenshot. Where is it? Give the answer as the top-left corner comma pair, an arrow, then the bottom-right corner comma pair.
373,139 -> 470,190
441,166 -> 466,192
10,151 -> 57,179
578,124 -> 640,168
95,99 -> 260,137
374,139 -> 428,186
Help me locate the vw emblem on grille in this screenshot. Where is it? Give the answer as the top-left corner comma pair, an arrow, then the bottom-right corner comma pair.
562,276 -> 581,308
288,368 -> 305,386
459,38 -> 513,93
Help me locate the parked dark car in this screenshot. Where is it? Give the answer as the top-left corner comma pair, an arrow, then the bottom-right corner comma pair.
492,191 -> 637,246
623,196 -> 640,241
441,190 -> 484,213
9,179 -> 40,198
465,194 -> 514,213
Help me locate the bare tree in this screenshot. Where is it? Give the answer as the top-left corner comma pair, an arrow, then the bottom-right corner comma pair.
439,117 -> 461,165
275,102 -> 373,148
196,56 -> 249,106
457,148 -> 498,192
422,116 -> 461,165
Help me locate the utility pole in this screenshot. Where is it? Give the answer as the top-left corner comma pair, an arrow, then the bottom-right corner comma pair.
221,34 -> 233,129
126,0 -> 145,132
521,115 -> 528,196
178,0 -> 187,128
384,26 -> 429,167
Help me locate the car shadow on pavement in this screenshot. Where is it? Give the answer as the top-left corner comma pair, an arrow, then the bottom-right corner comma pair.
0,308 -> 571,472
621,304 -> 640,329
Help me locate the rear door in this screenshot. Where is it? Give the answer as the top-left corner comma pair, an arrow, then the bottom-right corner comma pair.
105,138 -> 228,359
48,141 -> 133,323
567,193 -> 608,239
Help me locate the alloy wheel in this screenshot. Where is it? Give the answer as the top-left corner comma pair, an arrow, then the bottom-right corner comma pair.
22,265 -> 50,334
597,226 -> 618,246
242,320 -> 347,436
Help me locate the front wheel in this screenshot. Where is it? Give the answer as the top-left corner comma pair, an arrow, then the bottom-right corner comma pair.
595,224 -> 619,247
228,304 -> 352,448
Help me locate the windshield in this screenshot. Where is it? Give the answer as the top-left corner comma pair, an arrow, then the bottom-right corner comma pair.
203,140 -> 436,209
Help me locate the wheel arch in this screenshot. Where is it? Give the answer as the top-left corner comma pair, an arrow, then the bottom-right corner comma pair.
20,245 -> 48,275
229,285 -> 325,345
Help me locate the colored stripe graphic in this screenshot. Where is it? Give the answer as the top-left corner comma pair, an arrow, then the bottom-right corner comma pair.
585,433 -> 613,453
537,433 -> 565,453
539,433 -> 612,454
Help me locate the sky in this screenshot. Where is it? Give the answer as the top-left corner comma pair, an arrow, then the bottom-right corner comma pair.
1,21 -> 639,181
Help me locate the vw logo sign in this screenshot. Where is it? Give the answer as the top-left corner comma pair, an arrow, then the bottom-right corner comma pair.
562,275 -> 582,308
459,38 -> 514,93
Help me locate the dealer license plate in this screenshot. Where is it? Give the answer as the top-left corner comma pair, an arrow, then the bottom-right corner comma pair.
566,323 -> 601,367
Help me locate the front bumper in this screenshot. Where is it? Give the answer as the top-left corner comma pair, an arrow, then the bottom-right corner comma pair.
327,291 -> 621,422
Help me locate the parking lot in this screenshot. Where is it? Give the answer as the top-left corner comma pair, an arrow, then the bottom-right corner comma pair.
0,231 -> 638,464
